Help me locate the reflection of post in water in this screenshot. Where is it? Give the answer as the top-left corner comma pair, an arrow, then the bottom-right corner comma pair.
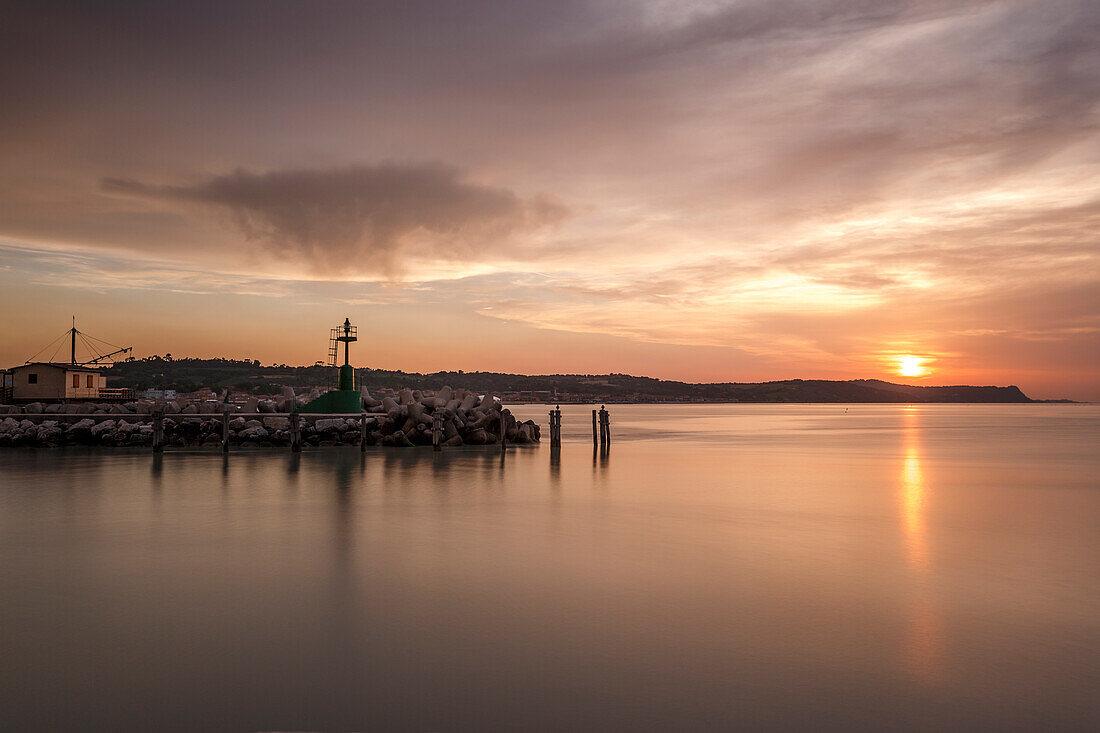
592,441 -> 609,471
898,406 -> 941,682
150,452 -> 163,484
549,444 -> 561,491
220,452 -> 230,492
285,453 -> 302,498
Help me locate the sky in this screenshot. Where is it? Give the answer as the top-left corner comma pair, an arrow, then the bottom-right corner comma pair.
1,0 -> 1097,399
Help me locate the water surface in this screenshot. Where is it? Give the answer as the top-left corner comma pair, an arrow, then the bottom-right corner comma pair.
2,404 -> 1098,730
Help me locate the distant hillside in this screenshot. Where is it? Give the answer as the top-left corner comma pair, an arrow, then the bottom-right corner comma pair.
102,357 -> 1033,402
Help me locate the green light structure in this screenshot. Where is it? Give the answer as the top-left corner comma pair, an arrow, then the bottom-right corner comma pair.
301,317 -> 361,413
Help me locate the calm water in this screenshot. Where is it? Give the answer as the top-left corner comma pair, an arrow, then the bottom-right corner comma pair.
1,404 -> 1098,731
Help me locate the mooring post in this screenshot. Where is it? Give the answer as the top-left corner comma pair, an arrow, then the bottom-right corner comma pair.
290,412 -> 301,453
360,410 -> 369,452
549,405 -> 562,447
221,406 -> 230,453
432,411 -> 442,451
152,410 -> 164,453
603,407 -> 611,445
592,409 -> 598,446
598,406 -> 608,446
500,412 -> 507,452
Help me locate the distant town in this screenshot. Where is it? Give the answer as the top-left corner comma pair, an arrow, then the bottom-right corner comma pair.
33,355 -> 1036,404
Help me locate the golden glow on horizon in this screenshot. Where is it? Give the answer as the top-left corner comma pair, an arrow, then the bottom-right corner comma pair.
898,355 -> 928,378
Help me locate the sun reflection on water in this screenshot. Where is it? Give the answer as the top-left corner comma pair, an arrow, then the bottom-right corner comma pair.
902,448 -> 927,569
899,408 -> 942,682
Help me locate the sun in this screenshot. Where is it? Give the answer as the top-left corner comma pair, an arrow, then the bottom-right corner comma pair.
897,355 -> 927,378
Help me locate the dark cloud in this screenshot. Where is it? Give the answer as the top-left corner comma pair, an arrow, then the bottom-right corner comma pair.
104,164 -> 567,274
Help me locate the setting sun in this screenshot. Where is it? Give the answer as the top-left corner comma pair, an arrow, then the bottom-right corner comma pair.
898,355 -> 928,377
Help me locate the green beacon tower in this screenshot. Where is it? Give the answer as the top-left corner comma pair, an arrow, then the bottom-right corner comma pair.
302,317 -> 362,414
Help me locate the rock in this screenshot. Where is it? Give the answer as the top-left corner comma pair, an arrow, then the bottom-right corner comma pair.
311,418 -> 338,432
24,402 -> 44,414
465,428 -> 490,445
90,420 -> 116,436
44,403 -> 62,414
361,387 -> 381,409
38,426 -> 63,444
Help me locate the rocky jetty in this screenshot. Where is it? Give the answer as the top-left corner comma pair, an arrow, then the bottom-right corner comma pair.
0,386 -> 540,449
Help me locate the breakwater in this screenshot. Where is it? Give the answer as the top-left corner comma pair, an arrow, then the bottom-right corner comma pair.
0,386 -> 541,448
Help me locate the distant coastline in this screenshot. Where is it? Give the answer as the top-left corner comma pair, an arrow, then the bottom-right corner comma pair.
96,357 -> 1052,403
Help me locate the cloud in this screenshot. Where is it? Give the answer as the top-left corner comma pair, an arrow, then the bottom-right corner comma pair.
103,163 -> 567,275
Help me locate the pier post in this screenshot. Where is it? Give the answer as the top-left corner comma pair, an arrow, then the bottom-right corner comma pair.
152,410 -> 164,453
360,410 -> 368,452
500,412 -> 507,452
290,412 -> 301,453
598,406 -> 609,446
592,409 -> 598,446
433,411 -> 443,451
601,407 -> 611,445
221,406 -> 230,453
549,405 -> 562,447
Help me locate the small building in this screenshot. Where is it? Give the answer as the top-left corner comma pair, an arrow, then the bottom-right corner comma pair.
1,362 -> 132,403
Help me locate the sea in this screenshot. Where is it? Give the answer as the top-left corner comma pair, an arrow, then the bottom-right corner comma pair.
1,404 -> 1097,731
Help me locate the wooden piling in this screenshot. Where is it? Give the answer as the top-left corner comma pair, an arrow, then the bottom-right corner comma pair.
221,407 -> 230,453
152,410 -> 164,453
601,407 -> 611,445
500,412 -> 507,452
549,405 -> 562,447
360,410 -> 369,452
592,409 -> 598,446
433,411 -> 443,452
290,412 -> 301,452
